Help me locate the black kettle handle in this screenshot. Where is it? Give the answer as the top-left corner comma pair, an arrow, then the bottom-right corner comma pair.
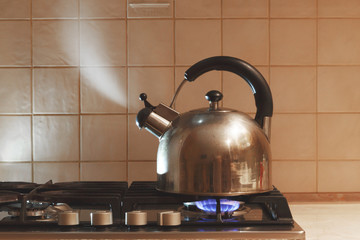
184,56 -> 273,127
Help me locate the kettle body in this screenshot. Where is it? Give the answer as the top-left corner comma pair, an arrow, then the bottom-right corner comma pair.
136,56 -> 273,196
157,109 -> 271,196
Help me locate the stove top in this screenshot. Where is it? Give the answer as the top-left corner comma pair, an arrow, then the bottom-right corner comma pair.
124,181 -> 294,226
0,181 -> 305,240
0,180 -> 126,226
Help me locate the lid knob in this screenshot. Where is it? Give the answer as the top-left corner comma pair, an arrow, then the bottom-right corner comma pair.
205,90 -> 223,110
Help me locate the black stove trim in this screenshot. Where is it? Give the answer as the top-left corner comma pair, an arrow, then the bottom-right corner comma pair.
0,181 -> 294,227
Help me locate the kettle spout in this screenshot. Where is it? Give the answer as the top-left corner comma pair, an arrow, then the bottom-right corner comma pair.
136,93 -> 179,139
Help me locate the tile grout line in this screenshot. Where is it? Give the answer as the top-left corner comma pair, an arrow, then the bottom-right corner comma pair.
11,159 -> 360,164
4,17 -> 360,21
125,0 -> 129,182
219,1 -> 224,96
1,111 -> 359,117
268,0 -> 271,84
30,0 -> 34,183
268,0 -> 271,187
315,0 -> 319,193
77,0 -> 81,181
5,64 -> 360,69
173,0 -> 176,110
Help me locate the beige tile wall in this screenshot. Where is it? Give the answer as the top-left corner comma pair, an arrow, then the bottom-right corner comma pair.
0,0 -> 360,193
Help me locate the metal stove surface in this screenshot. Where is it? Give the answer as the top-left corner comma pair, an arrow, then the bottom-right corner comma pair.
124,181 -> 296,226
0,180 -> 127,225
0,181 -> 305,240
0,222 -> 305,240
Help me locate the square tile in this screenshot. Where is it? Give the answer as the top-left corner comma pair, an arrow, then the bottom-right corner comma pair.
0,0 -> 30,19
128,20 -> 173,66
174,66 -> 221,112
318,161 -> 360,192
223,67 -> 269,114
127,0 -> 173,18
270,19 -> 316,65
34,116 -> 79,161
270,0 -> 316,18
81,67 -> 127,113
270,67 -> 316,113
318,19 -> 360,65
0,21 -> 30,66
175,20 -> 221,66
128,67 -> 174,113
128,115 -> 159,161
81,115 -> 126,161
175,0 -> 221,18
33,20 -> 79,66
0,163 -> 31,181
223,19 -> 269,65
272,161 -> 316,192
34,162 -> 79,183
34,68 -> 79,113
0,116 -> 31,161
80,20 -> 126,66
318,114 -> 360,160
128,161 -> 156,183
271,114 -> 316,160
0,68 -> 31,113
80,0 -> 126,18
81,162 -> 126,181
32,0 -> 78,19
222,0 -> 268,18
318,67 -> 360,112
318,0 -> 360,17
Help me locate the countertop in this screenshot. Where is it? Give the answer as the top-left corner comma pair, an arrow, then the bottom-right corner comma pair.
290,203 -> 360,240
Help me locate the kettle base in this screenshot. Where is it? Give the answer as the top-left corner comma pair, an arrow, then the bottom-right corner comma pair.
155,187 -> 273,197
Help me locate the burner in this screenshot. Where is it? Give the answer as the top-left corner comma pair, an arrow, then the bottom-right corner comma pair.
4,201 -> 73,221
195,199 -> 242,214
8,209 -> 45,217
0,181 -> 127,225
4,201 -> 50,215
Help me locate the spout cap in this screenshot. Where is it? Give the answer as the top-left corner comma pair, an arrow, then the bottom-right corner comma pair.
139,93 -> 154,109
136,107 -> 152,129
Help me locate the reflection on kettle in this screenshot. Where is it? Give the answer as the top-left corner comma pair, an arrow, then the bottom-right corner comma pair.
136,56 -> 273,196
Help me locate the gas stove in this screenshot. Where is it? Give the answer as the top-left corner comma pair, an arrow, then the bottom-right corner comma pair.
0,181 -> 305,240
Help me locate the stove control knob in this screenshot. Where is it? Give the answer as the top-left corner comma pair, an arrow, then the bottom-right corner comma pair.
91,211 -> 113,226
58,211 -> 79,226
157,211 -> 181,226
125,211 -> 147,226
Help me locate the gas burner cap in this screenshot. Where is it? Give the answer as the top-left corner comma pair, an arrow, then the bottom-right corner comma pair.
58,211 -> 79,226
125,211 -> 147,226
8,209 -> 45,217
90,211 -> 113,226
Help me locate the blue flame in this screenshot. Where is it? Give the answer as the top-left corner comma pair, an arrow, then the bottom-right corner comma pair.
195,199 -> 240,213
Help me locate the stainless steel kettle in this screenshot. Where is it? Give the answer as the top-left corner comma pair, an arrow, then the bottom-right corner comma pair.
136,56 -> 273,196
